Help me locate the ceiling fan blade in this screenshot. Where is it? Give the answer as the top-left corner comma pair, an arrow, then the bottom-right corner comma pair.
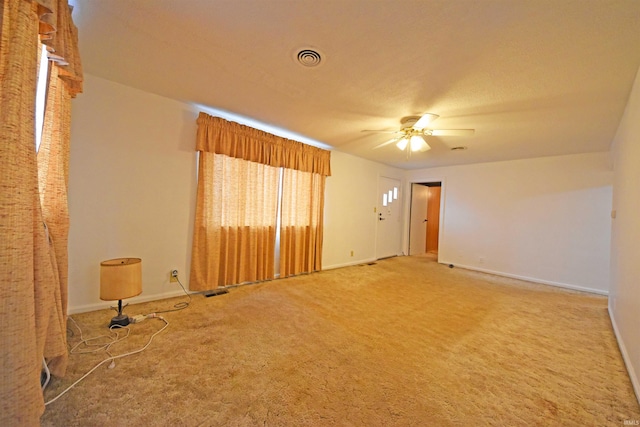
372,137 -> 403,150
430,129 -> 475,136
361,129 -> 400,134
413,113 -> 439,130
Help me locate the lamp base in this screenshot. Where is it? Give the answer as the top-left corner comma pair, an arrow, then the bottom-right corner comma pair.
109,314 -> 130,328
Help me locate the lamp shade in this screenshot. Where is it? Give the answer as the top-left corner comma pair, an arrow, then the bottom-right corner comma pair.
100,258 -> 142,301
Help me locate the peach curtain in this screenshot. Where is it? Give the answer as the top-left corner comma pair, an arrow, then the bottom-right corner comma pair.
190,152 -> 280,289
0,0 -> 81,424
191,113 -> 331,290
279,168 -> 326,277
37,62 -> 73,365
195,113 -> 331,176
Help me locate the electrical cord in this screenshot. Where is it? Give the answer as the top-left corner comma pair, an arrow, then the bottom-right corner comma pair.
45,314 -> 169,406
148,276 -> 192,314
46,274 -> 188,404
68,316 -> 131,356
41,358 -> 51,391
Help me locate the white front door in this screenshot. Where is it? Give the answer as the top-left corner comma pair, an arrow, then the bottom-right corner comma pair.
376,176 -> 402,259
409,183 -> 428,255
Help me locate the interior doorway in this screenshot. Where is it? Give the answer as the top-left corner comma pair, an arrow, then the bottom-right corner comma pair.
409,182 -> 442,256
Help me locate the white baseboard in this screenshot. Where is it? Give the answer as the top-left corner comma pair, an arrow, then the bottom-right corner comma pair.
608,304 -> 640,406
322,258 -> 378,271
68,289 -> 191,315
71,259 -> 378,314
325,257 -> 608,295
441,261 -> 609,296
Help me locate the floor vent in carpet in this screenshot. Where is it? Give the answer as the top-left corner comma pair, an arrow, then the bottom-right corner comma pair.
204,289 -> 229,297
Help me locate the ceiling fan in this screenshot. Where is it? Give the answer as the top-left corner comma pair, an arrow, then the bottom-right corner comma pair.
364,113 -> 474,155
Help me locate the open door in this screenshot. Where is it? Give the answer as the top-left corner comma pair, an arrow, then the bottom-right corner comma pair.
409,183 -> 428,255
426,185 -> 441,254
409,182 -> 442,255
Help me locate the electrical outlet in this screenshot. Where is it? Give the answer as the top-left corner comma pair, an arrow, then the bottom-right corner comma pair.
350,250 -> 354,257
170,269 -> 178,282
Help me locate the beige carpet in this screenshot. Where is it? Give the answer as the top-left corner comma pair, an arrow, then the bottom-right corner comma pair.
42,255 -> 640,426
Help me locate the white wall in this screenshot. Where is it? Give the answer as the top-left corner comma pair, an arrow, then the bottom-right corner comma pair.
322,151 -> 403,269
68,75 -> 403,312
405,152 -> 613,294
609,65 -> 640,401
68,75 -> 199,313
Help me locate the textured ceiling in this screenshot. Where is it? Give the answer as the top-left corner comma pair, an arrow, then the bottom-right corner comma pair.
70,0 -> 640,169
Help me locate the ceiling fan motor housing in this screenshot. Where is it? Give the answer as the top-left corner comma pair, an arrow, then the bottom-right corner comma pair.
400,116 -> 421,129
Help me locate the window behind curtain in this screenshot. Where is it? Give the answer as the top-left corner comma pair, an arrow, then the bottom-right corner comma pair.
190,152 -> 280,288
279,168 -> 325,277
35,44 -> 49,152
190,113 -> 331,291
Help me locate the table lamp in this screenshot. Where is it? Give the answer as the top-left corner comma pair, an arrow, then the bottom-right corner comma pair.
100,258 -> 142,328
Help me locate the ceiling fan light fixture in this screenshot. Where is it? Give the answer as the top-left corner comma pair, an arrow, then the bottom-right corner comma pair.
410,135 -> 424,151
367,113 -> 475,155
396,138 -> 409,151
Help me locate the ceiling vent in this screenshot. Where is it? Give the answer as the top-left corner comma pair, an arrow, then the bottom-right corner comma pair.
295,48 -> 323,68
451,146 -> 468,151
